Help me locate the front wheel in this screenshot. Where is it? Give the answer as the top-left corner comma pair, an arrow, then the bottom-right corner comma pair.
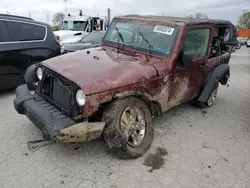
102,97 -> 154,159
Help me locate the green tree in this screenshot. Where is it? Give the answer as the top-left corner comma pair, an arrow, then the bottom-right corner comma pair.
52,12 -> 65,28
236,25 -> 242,29
237,10 -> 250,29
52,25 -> 61,31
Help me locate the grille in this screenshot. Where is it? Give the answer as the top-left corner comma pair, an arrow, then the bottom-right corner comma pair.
40,68 -> 81,119
51,77 -> 72,110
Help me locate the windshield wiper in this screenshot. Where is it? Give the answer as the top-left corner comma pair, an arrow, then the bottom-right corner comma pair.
137,30 -> 153,62
115,27 -> 125,52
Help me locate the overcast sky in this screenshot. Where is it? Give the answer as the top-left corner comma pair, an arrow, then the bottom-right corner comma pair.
1,0 -> 249,25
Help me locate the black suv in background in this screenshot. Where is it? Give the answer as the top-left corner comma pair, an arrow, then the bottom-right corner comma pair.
0,14 -> 61,90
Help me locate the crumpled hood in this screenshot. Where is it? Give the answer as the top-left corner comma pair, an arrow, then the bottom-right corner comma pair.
42,47 -> 159,95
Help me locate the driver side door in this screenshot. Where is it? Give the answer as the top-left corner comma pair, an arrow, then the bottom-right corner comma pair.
168,26 -> 212,106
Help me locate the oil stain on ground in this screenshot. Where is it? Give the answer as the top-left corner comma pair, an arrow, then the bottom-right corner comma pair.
143,147 -> 168,173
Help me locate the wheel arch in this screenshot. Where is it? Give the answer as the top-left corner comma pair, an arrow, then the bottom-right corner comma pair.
198,64 -> 230,103
88,90 -> 163,122
113,91 -> 162,116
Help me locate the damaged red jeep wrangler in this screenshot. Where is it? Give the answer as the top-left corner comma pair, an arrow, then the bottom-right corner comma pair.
14,15 -> 237,159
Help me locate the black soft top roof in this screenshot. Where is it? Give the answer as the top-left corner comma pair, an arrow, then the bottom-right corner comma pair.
120,15 -> 233,26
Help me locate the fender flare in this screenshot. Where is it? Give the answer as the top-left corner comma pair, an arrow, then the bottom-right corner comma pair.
26,57 -> 44,67
24,63 -> 40,90
198,64 -> 230,103
113,91 -> 162,117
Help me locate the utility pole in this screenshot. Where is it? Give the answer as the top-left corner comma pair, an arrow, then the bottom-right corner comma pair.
107,8 -> 111,26
64,0 -> 68,16
6,11 -> 9,14
29,12 -> 31,18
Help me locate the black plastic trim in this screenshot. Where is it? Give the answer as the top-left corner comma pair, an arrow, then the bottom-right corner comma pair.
14,84 -> 75,140
198,64 -> 230,102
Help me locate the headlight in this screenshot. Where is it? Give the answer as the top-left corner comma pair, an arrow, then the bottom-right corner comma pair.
76,89 -> 86,106
36,67 -> 43,81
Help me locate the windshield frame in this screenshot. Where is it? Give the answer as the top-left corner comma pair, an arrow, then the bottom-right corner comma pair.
102,18 -> 180,57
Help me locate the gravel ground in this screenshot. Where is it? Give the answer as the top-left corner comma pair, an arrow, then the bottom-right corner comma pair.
0,47 -> 250,188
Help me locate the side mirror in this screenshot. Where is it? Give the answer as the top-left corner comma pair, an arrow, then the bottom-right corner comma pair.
180,50 -> 193,65
176,50 -> 193,71
181,53 -> 193,66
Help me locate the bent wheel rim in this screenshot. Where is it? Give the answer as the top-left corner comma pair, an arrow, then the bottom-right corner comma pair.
120,107 -> 146,147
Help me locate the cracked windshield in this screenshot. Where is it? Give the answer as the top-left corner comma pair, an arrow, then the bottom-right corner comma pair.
1,0 -> 250,187
104,19 -> 179,55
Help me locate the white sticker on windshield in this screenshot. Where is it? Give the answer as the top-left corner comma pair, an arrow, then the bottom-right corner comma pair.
153,25 -> 175,35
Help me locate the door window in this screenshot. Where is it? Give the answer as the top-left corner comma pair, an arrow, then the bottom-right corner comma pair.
183,28 -> 210,58
8,21 -> 46,41
0,21 -> 11,42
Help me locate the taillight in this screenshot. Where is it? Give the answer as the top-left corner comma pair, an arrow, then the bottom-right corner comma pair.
56,40 -> 60,46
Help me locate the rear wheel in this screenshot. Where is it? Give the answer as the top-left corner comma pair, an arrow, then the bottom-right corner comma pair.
102,97 -> 154,159
191,83 -> 219,109
205,84 -> 219,107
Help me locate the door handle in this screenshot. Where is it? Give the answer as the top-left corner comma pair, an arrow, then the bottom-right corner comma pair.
200,63 -> 208,68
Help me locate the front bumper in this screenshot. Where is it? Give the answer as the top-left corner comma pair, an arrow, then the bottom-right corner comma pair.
14,84 -> 105,142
